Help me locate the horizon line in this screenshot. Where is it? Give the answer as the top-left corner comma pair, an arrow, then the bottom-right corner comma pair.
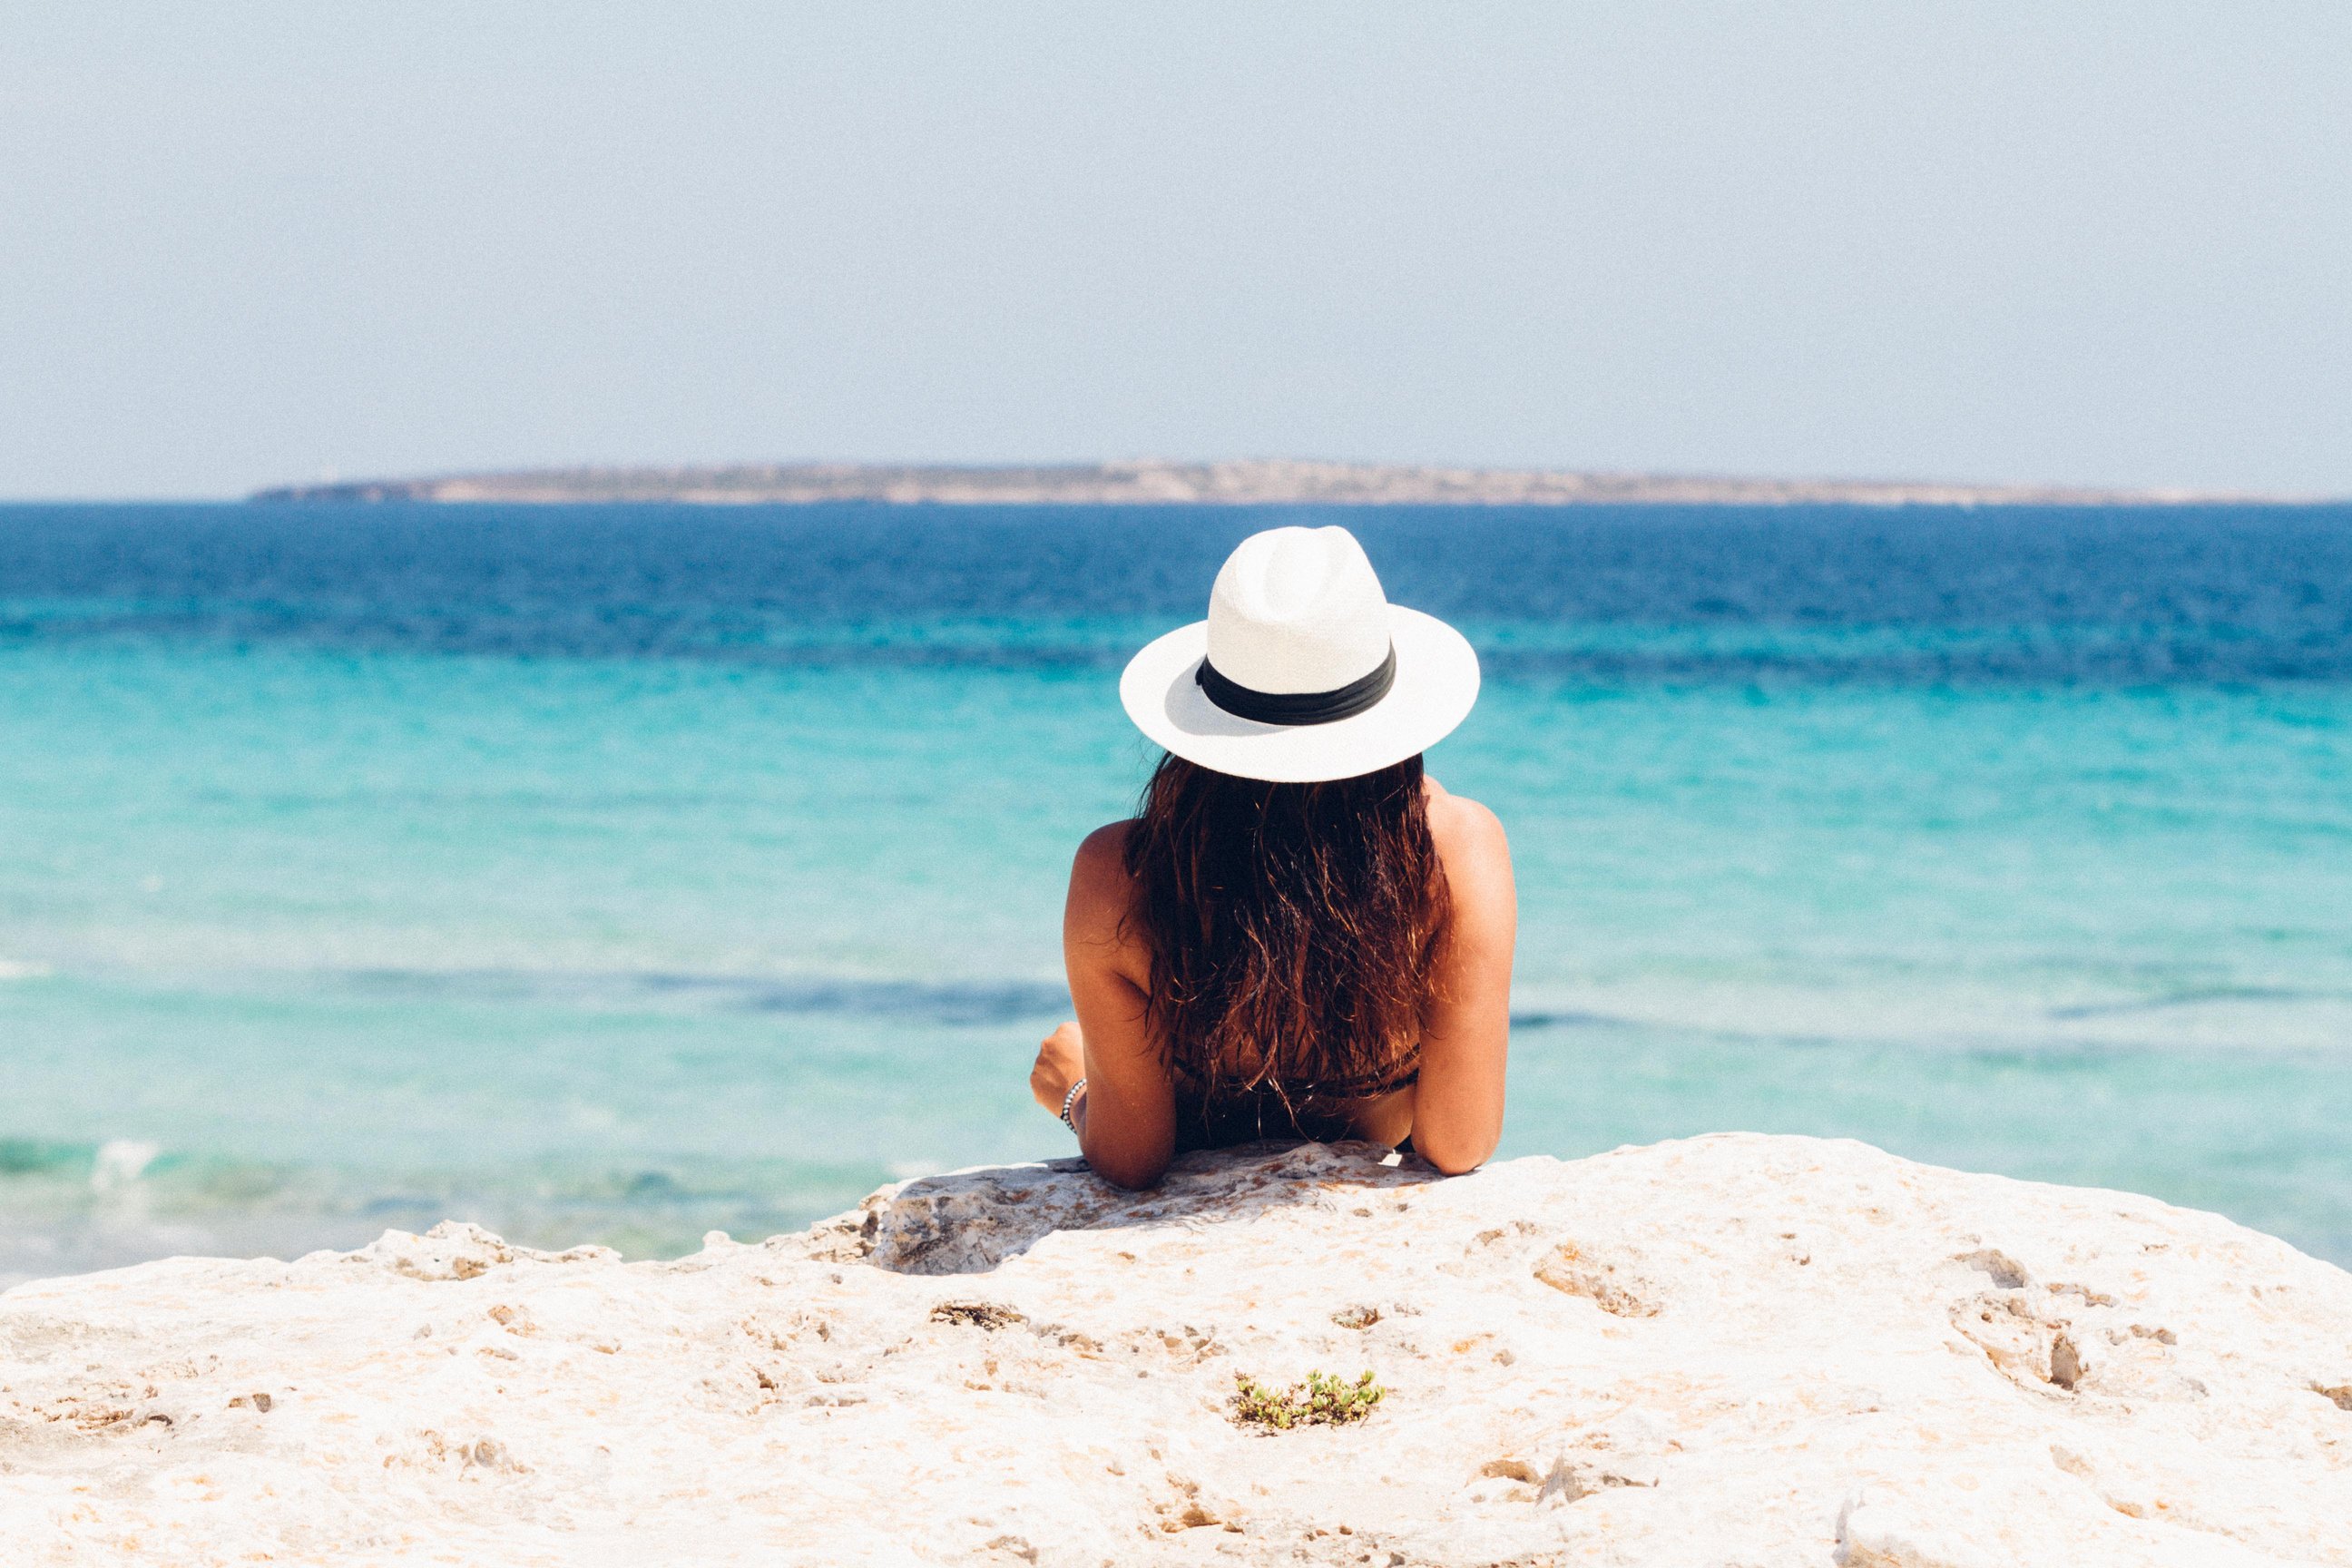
240,456 -> 2329,510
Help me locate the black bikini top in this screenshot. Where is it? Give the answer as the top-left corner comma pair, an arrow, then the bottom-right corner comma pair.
1171,1048 -> 1422,1108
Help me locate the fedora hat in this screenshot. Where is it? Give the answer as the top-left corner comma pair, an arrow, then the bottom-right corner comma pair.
1120,525 -> 1480,783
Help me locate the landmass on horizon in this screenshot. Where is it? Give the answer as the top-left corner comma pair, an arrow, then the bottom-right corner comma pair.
250,458 -> 2293,508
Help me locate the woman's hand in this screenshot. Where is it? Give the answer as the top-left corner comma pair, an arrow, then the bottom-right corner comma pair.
1030,1021 -> 1085,1115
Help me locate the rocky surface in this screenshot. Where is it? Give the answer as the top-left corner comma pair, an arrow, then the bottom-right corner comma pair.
250,458 -> 2266,508
4,1133 -> 2349,1565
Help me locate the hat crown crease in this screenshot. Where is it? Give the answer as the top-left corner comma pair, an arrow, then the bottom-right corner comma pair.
1205,526 -> 1392,696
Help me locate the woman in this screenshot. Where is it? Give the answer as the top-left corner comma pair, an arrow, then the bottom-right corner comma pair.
1029,525 -> 1516,1188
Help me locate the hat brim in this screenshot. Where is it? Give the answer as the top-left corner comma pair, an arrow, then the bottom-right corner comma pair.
1119,605 -> 1480,783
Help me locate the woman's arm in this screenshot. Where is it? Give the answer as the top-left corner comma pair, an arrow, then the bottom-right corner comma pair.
1408,789 -> 1516,1174
1030,823 -> 1177,1189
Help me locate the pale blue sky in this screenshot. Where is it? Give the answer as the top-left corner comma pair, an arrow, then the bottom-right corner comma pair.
4,3 -> 2347,498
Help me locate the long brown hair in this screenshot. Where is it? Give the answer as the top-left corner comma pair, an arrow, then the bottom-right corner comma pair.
1122,752 -> 1450,1105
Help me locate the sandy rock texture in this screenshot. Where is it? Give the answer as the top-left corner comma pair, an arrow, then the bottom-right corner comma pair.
4,1133 -> 2350,1565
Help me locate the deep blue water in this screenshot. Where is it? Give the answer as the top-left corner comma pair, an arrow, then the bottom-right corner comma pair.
15,503 -> 2351,681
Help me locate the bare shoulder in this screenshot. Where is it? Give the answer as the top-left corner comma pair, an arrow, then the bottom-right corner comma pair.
1425,785 -> 1514,970
1073,819 -> 1134,884
1067,820 -> 1140,936
1426,785 -> 1509,867
1425,783 -> 1514,929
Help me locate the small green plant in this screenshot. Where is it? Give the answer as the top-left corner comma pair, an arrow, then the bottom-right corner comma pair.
1230,1369 -> 1385,1430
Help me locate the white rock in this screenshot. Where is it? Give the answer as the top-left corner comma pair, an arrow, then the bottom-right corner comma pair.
3,1133 -> 2348,1564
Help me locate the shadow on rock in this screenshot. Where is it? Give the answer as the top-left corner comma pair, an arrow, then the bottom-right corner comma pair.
839,1140 -> 1443,1277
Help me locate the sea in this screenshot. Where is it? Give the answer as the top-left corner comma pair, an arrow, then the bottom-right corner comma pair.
3,501 -> 2348,1287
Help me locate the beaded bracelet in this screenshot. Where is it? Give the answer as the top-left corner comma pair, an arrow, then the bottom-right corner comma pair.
1060,1077 -> 1087,1132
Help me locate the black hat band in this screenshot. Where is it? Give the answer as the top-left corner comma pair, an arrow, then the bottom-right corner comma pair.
1195,644 -> 1396,726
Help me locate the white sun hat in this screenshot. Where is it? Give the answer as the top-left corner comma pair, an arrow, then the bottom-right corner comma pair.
1119,525 -> 1480,783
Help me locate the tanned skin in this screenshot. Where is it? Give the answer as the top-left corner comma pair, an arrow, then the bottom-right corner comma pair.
1029,777 -> 1516,1189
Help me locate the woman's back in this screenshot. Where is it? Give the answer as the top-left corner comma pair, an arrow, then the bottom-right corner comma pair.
1127,751 -> 1448,1143
1037,769 -> 1514,1187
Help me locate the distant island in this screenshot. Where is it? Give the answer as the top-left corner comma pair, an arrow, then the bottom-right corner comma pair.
251,459 -> 2274,508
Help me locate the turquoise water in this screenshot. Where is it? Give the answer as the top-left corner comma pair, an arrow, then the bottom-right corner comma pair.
3,504 -> 2348,1281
